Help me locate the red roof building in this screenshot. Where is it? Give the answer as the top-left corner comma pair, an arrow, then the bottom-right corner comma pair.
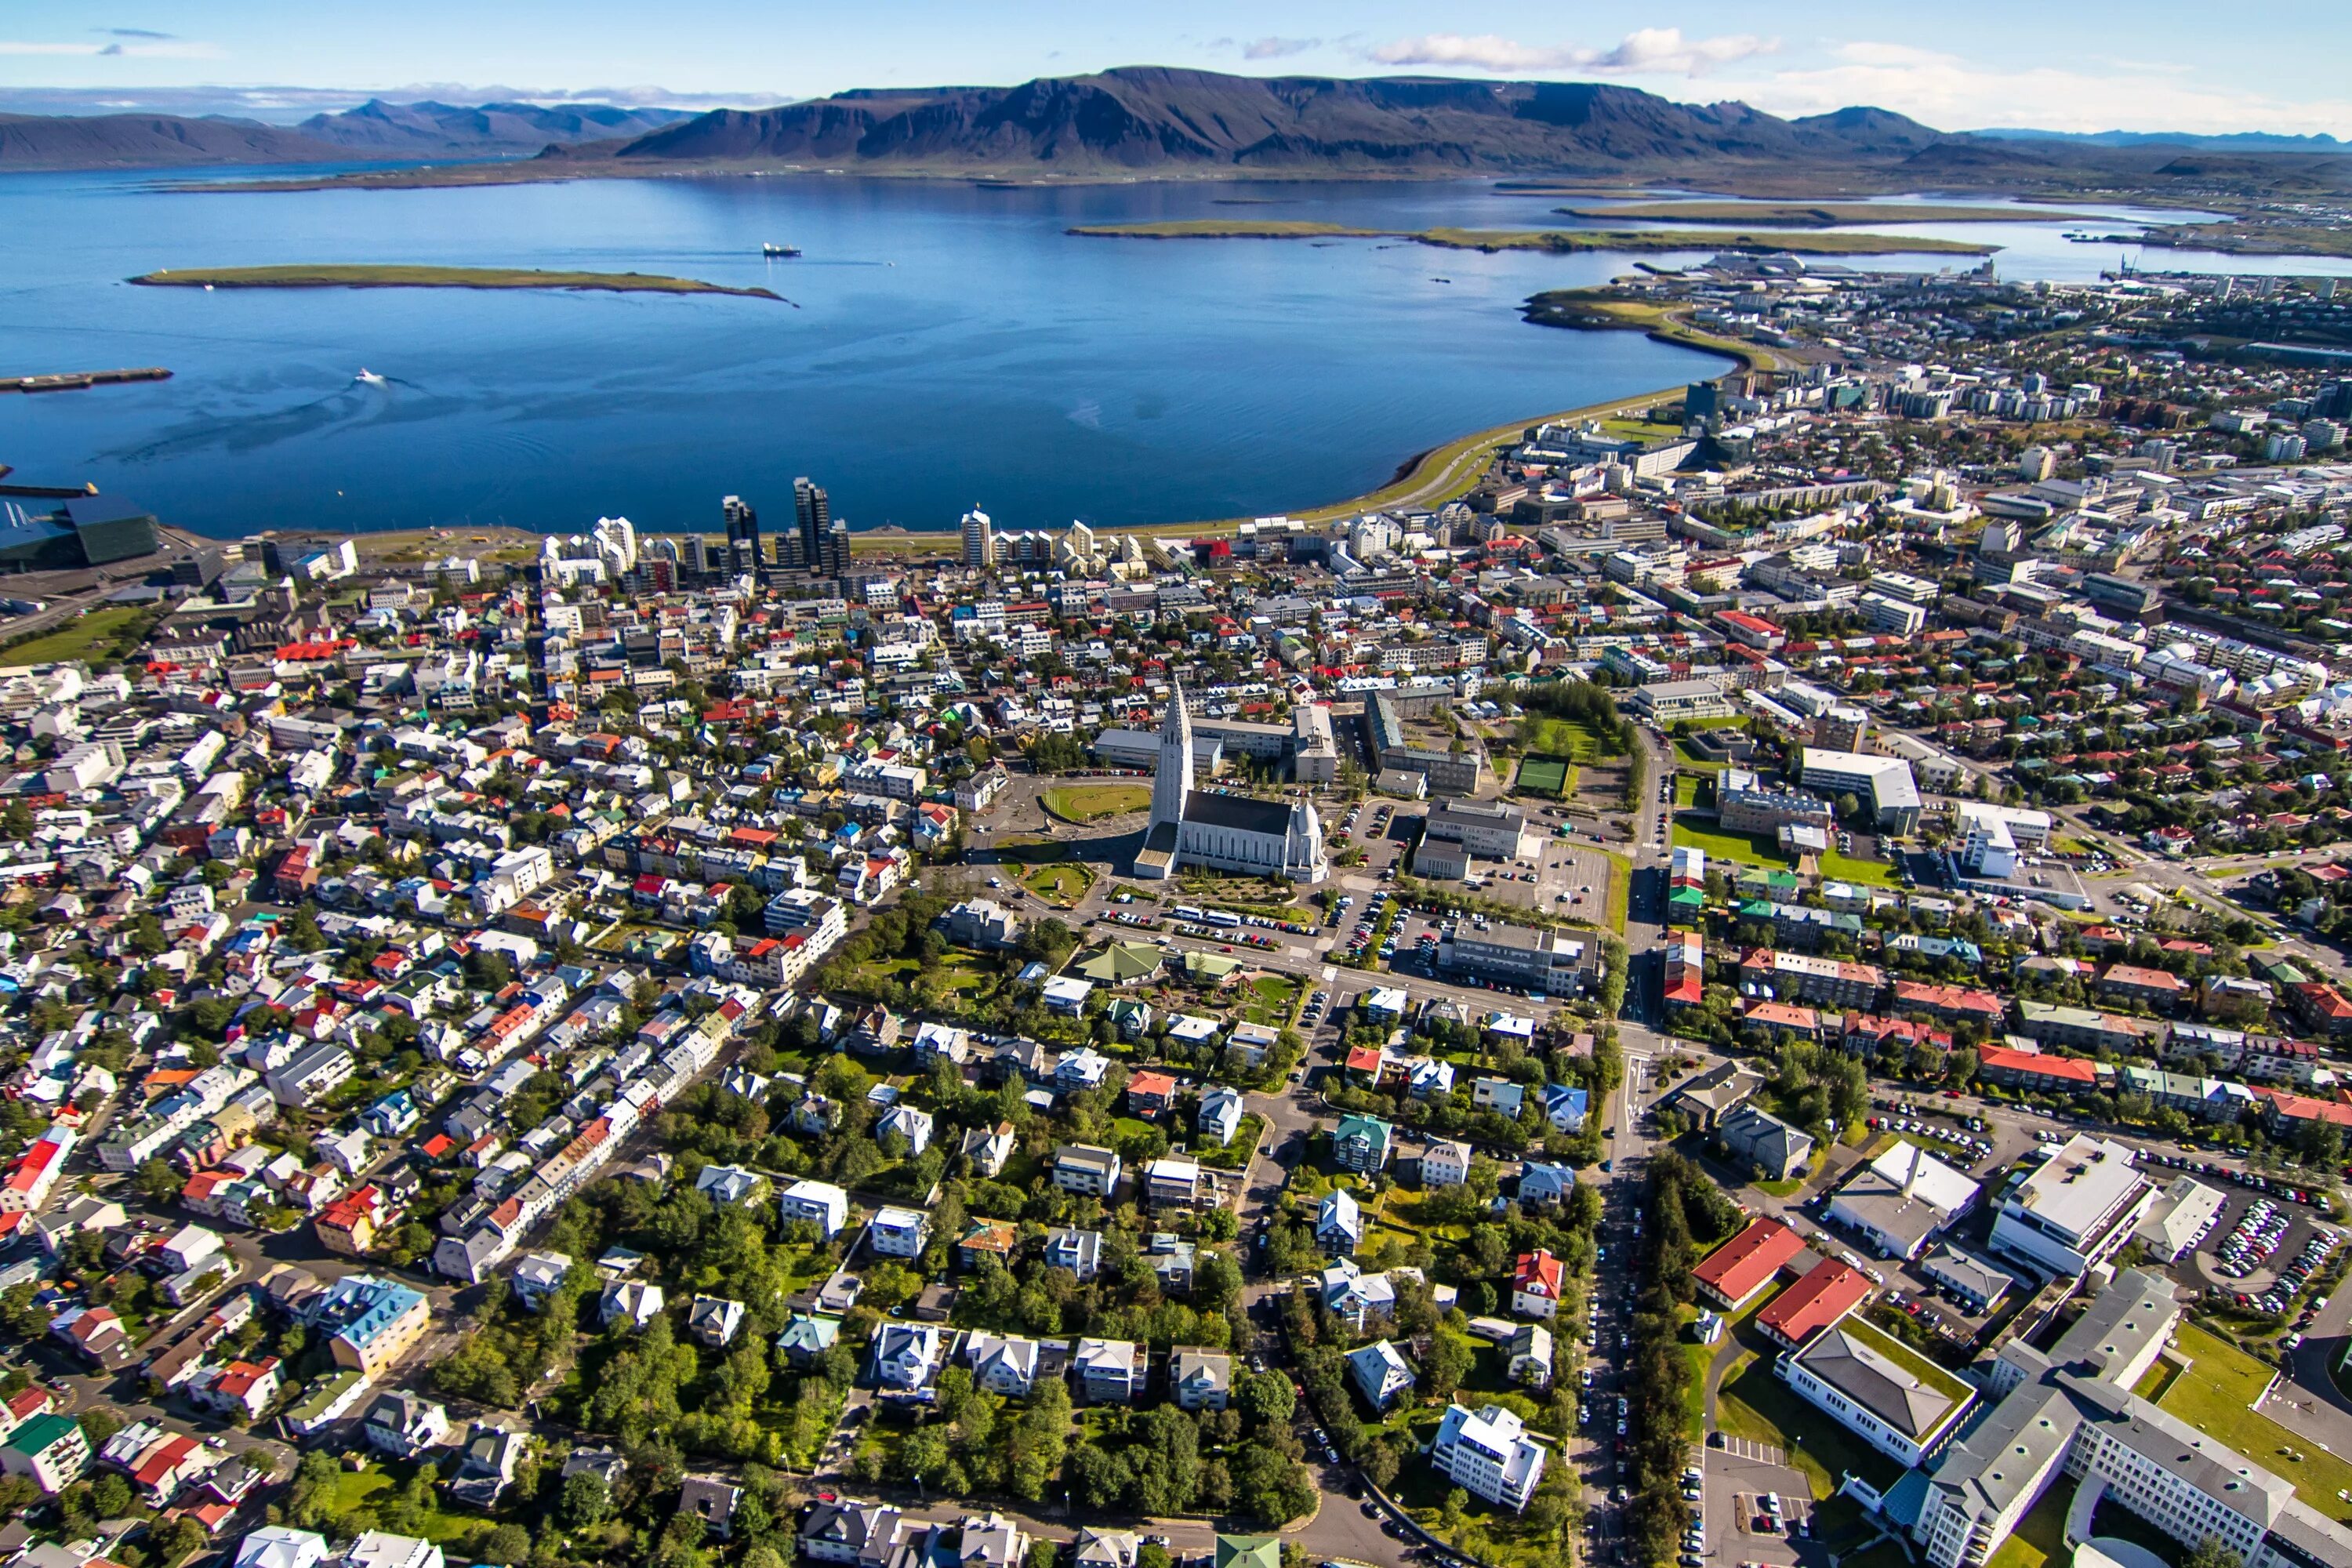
1512,1249 -> 1566,1318
1126,1071 -> 1179,1116
1757,1258 -> 1873,1349
1976,1045 -> 2102,1092
1692,1218 -> 1807,1310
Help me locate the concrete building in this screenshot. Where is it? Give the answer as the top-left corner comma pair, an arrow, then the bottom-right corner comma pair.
1798,748 -> 1922,832
1780,1316 -> 1975,1468
1987,1134 -> 2156,1279
1430,1403 -> 1548,1512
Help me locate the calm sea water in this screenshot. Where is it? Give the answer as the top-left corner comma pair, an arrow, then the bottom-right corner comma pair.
0,172 -> 2336,539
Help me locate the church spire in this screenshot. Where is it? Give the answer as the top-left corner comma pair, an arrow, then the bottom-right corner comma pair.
1150,677 -> 1193,831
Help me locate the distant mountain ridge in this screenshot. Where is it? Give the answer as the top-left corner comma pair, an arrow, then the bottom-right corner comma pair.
1,68 -> 2347,193
1977,127 -> 2350,153
293,99 -> 695,154
0,97 -> 694,169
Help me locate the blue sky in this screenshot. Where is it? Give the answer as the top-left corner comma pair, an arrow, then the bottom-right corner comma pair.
5,1 -> 2350,136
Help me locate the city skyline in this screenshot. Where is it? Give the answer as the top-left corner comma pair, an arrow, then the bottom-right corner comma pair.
3,0 -> 2350,137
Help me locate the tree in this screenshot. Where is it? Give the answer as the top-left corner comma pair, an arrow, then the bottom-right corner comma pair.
0,1283 -> 45,1338
478,1524 -> 534,1566
135,1158 -> 182,1203
2183,1540 -> 2242,1568
559,1470 -> 612,1530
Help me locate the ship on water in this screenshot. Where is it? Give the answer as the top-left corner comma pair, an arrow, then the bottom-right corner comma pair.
762,242 -> 801,257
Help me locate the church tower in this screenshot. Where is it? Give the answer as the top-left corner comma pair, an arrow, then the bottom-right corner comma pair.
1151,679 -> 1194,831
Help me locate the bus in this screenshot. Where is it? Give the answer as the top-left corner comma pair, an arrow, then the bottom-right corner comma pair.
1201,909 -> 1243,929
1171,905 -> 1206,924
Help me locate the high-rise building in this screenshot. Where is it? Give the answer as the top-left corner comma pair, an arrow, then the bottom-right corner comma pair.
793,477 -> 831,572
722,495 -> 763,582
820,519 -> 851,580
962,507 -> 995,568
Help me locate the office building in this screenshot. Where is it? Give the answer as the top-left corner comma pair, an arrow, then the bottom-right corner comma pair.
1987,1134 -> 2155,1278
1437,920 -> 1587,996
961,507 -> 995,567
793,477 -> 830,570
1798,748 -> 1922,831
722,494 -> 762,581
1781,1316 -> 1974,1468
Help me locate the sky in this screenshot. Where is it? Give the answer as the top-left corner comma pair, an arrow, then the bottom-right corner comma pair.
5,1 -> 2350,137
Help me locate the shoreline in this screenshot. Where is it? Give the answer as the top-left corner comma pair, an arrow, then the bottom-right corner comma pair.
319,289 -> 1755,564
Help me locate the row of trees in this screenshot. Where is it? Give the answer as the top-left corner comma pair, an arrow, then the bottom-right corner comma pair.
1624,1153 -> 1743,1567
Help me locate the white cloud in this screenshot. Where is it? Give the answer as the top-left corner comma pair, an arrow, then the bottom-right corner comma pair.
1243,38 -> 1321,61
1724,40 -> 2352,136
1370,27 -> 1780,78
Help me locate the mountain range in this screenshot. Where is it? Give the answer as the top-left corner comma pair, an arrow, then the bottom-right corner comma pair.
2,67 -> 2348,194
0,96 -> 689,169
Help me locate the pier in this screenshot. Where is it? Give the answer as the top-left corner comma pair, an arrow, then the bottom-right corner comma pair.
1,367 -> 172,394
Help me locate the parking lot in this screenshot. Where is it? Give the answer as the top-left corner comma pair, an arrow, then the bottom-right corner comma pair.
1699,1440 -> 1811,1568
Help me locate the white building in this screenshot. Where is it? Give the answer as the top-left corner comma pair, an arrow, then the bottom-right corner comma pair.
868,1207 -> 931,1258
1134,681 -> 1327,883
779,1179 -> 850,1240
1780,1316 -> 1974,1468
2132,1176 -> 2225,1264
1430,1403 -> 1548,1512
1987,1134 -> 2156,1278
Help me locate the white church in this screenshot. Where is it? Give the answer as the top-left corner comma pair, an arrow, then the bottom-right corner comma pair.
1133,681 -> 1328,884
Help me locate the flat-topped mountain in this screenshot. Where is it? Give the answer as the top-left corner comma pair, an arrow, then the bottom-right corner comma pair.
576,67 -> 1949,175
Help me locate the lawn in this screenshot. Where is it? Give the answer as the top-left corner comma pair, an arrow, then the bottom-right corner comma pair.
1820,849 -> 1900,888
1242,973 -> 1301,1027
1671,738 -> 1730,772
1600,848 -> 1633,936
1984,1477 -> 2074,1568
1674,773 -> 1703,808
1514,755 -> 1574,797
1043,782 -> 1153,822
1520,716 -> 1621,762
1019,861 -> 1095,905
310,1465 -> 480,1545
2,605 -> 158,668
2158,1321 -> 2352,1516
1670,813 -> 1784,869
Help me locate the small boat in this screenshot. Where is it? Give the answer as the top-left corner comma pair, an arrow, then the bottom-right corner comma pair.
763,242 -> 801,258
354,369 -> 386,385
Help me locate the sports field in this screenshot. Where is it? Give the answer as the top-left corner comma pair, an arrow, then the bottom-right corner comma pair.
1515,755 -> 1572,796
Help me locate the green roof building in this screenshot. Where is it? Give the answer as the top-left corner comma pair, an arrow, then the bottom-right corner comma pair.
1,1412 -> 90,1494
1332,1112 -> 1393,1173
1214,1537 -> 1280,1568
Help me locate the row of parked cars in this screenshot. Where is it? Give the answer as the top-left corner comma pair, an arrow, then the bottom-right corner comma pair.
2257,1224 -> 2339,1327
2139,1149 -> 2325,1207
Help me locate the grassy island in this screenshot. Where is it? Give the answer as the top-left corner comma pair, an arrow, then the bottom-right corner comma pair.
1068,222 -> 1994,256
1555,201 -> 2108,227
127,264 -> 782,299
1065,219 -> 1382,239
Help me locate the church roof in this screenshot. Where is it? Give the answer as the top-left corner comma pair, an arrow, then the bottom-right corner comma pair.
1183,790 -> 1294,837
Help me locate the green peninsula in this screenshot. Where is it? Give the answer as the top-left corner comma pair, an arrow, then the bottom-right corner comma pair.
127,264 -> 782,299
1555,201 -> 2109,226
1067,222 -> 1994,256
